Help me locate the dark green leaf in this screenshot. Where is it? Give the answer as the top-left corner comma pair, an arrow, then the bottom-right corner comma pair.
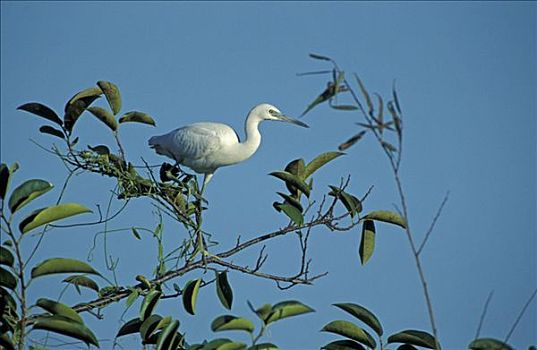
266,300 -> 314,324
333,303 -> 383,336
387,329 -> 438,349
331,105 -> 358,111
328,186 -> 362,218
321,320 -> 376,349
354,74 -> 373,115
248,301 -> 272,324
119,111 -> 156,126
0,333 -> 15,350
87,106 -> 118,131
0,267 -> 17,290
304,152 -> 345,179
284,158 -> 306,178
469,338 -> 513,350
125,288 -> 140,308
8,179 -> 53,214
211,315 -> 255,333
131,227 -> 142,240
247,344 -> 279,350
338,130 -> 367,151
36,298 -> 83,324
276,192 -> 303,212
397,345 -> 419,350
155,319 -> 180,350
0,163 -> 9,200
97,81 -> 122,115
182,278 -> 202,315
359,220 -> 376,266
393,80 -> 402,114
33,315 -> 99,347
116,317 -> 142,337
0,247 -> 14,267
39,125 -> 65,139
309,53 -> 333,61
88,144 -> 111,155
31,258 -> 100,278
364,210 -> 407,229
269,171 -> 310,197
17,102 -> 63,126
140,289 -> 162,321
19,203 -> 92,233
216,271 -> 233,310
64,87 -> 102,132
275,203 -> 304,226
62,275 -> 99,293
322,340 -> 366,350
382,141 -> 397,152
140,314 -> 163,341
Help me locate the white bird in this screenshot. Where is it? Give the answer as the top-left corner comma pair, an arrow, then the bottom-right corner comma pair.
148,103 -> 308,192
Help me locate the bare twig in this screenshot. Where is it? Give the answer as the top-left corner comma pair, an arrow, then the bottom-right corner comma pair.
504,287 -> 537,343
475,290 -> 494,339
417,191 -> 450,256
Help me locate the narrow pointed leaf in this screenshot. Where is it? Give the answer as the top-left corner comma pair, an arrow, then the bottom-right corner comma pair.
309,53 -> 333,61
183,278 -> 202,315
211,315 -> 255,333
131,227 -> 142,240
126,288 -> 139,308
17,102 -> 63,126
140,314 -> 163,340
119,111 -> 156,126
64,87 -> 102,132
269,171 -> 310,197
331,105 -> 358,111
216,271 -> 233,310
322,320 -> 376,349
97,81 -> 122,115
266,300 -> 314,324
276,203 -> 304,226
62,275 -> 99,293
333,303 -> 383,336
0,247 -> 14,267
469,338 -> 513,350
36,298 -> 83,324
304,152 -> 345,179
276,192 -> 303,212
39,125 -> 65,139
8,179 -> 53,213
364,211 -> 407,229
387,329 -> 438,349
31,258 -> 100,278
322,340 -> 366,350
393,80 -> 402,114
140,289 -> 162,321
359,220 -> 376,265
155,319 -> 180,350
116,317 -> 142,337
19,203 -> 92,233
33,315 -> 99,347
0,163 -> 10,200
0,267 -> 17,290
339,130 -> 367,151
87,106 -> 118,131
354,75 -> 373,115
375,93 -> 384,130
247,344 -> 279,350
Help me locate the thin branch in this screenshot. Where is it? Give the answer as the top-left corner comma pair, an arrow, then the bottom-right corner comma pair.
504,287 -> 537,343
474,290 -> 494,339
417,191 -> 450,256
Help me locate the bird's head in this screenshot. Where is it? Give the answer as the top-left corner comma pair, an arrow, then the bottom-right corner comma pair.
251,103 -> 309,128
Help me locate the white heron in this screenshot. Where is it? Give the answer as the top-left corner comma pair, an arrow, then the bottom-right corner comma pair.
148,103 -> 308,193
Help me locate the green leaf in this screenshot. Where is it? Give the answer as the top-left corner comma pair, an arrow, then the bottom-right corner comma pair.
39,125 -> 65,139
31,258 -> 100,279
354,74 -> 373,115
338,130 -> 367,151
0,333 -> 15,350
359,220 -> 376,266
275,203 -> 304,226
183,278 -> 202,315
364,210 -> 407,229
62,275 -> 99,293
321,320 -> 376,349
0,247 -> 14,267
87,106 -> 118,131
269,171 -> 310,197
125,288 -> 140,308
387,329 -> 438,349
328,186 -> 362,218
17,102 -> 63,126
119,111 -> 156,126
19,203 -> 92,233
321,340 -> 366,350
469,338 -> 513,350
397,345 -> 419,350
333,303 -> 383,336
216,271 -> 233,310
266,300 -> 314,324
64,87 -> 102,132
8,179 -> 53,214
276,192 -> 303,212
0,267 -> 17,290
97,81 -> 122,115
284,158 -> 306,178
331,105 -> 358,111
33,315 -> 99,347
140,289 -> 162,321
211,315 -> 255,333
0,163 -> 10,200
131,227 -> 142,240
88,144 -> 111,155
248,301 -> 272,323
140,314 -> 163,341
309,53 -> 333,61
155,319 -> 180,350
36,298 -> 83,324
304,152 -> 345,179
116,317 -> 142,337
247,343 -> 279,350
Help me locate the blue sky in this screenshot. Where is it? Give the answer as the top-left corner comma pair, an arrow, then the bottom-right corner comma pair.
1,2 -> 535,349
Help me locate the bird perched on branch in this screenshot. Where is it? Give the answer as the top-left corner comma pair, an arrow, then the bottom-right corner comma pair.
149,103 -> 308,193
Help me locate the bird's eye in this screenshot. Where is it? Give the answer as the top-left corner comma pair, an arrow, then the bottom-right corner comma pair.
268,109 -> 277,116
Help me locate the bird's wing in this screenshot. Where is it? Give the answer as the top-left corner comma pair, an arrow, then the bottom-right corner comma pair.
167,123 -> 229,162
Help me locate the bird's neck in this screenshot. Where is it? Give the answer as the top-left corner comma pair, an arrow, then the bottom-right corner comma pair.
236,114 -> 262,162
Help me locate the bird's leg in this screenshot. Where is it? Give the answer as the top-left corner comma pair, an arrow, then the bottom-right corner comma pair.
200,173 -> 214,195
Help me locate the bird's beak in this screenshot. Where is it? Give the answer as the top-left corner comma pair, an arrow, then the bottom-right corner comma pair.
274,113 -> 309,128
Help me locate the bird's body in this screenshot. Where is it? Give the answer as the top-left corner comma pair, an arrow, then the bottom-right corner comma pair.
149,103 -> 308,192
